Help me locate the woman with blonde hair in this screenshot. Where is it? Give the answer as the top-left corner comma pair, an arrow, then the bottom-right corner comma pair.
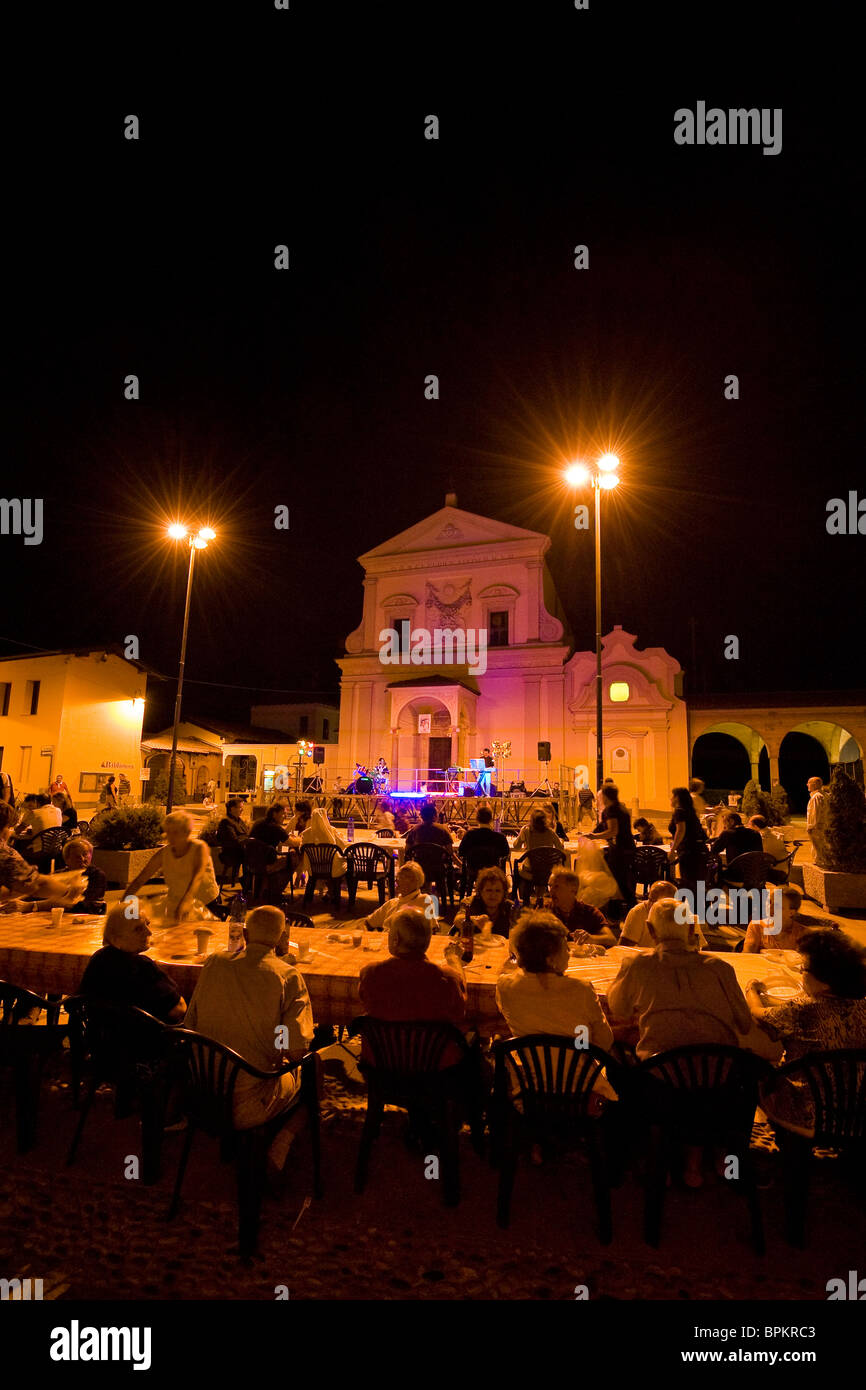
125,809 -> 223,921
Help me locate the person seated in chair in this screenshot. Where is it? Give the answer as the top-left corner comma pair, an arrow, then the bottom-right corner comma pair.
359,907 -> 467,1065
217,797 -> 249,873
746,928 -> 866,1137
512,808 -> 563,894
184,904 -> 315,1169
633,817 -> 664,846
710,812 -> 762,867
741,884 -> 831,954
495,910 -> 614,1051
14,793 -> 62,859
451,865 -> 517,939
606,897 -> 752,1188
0,801 -> 88,911
80,903 -> 186,1023
53,792 -> 78,832
458,805 -> 510,869
60,837 -> 107,912
747,815 -> 789,881
404,800 -> 455,853
543,866 -> 616,948
365,860 -> 435,932
607,898 -> 751,1061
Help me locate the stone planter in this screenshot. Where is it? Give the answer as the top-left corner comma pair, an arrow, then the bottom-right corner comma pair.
801,862 -> 866,912
91,848 -> 160,890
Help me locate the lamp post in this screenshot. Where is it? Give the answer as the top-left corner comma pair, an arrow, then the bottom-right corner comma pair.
165,524 -> 216,814
296,739 -> 313,795
564,455 -> 620,793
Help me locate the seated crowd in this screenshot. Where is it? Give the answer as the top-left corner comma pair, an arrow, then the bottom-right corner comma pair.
8,774 -> 864,1189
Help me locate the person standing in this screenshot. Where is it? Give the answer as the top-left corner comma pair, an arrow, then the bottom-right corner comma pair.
0,769 -> 14,806
592,784 -> 636,906
806,776 -> 829,867
125,810 -> 223,921
101,775 -> 119,810
668,786 -> 707,892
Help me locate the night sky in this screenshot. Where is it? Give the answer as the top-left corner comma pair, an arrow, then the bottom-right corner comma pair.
4,7 -> 861,734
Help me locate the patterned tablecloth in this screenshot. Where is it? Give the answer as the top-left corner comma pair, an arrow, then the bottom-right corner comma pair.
0,915 -> 802,1041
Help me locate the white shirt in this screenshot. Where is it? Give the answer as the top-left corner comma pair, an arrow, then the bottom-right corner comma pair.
495,961 -> 613,1050
366,888 -> 436,931
33,805 -> 62,831
807,790 -> 828,832
621,901 -> 707,949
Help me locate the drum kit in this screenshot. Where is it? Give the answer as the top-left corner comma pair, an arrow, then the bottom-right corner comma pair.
349,763 -> 389,794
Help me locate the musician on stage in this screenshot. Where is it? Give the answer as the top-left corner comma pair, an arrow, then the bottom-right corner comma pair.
474,747 -> 495,797
374,756 -> 390,792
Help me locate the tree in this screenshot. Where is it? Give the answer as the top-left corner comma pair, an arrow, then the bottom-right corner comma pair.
769,783 -> 790,824
147,770 -> 187,807
740,779 -> 782,825
823,767 -> 866,874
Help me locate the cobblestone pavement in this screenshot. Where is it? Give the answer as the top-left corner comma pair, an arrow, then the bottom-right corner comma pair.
2,1055 -> 864,1302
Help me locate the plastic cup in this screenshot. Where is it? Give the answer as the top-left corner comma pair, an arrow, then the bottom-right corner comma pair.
50,907 -> 64,927
195,928 -> 213,954
352,930 -> 363,947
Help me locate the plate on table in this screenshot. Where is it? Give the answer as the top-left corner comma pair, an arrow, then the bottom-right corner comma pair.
765,986 -> 800,1003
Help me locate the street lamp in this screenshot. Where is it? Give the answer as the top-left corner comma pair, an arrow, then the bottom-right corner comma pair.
165,523 -> 217,814
296,739 -> 313,795
565,455 -> 621,793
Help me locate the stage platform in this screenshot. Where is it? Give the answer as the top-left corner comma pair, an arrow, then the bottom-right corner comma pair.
273,790 -> 579,831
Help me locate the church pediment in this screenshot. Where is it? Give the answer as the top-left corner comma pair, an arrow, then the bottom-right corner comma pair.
359,505 -> 548,563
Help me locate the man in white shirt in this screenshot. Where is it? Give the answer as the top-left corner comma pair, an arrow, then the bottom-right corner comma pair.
15,793 -> 62,856
183,905 -> 315,1168
365,860 -> 437,931
806,777 -> 829,866
620,879 -> 708,950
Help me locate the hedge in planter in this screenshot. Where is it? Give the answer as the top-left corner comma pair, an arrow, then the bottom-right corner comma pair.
741,779 -> 784,826
801,768 -> 866,911
823,768 -> 866,873
89,804 -> 165,851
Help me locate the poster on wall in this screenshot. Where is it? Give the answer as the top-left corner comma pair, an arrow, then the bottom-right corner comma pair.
417,714 -> 431,734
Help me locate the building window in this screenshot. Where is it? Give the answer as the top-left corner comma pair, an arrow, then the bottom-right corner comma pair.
25,680 -> 40,715
0,683 -> 10,716
609,681 -> 630,703
489,611 -> 509,647
299,715 -> 309,735
322,717 -> 330,740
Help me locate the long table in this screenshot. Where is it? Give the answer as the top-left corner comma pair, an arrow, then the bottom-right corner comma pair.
0,914 -> 802,1041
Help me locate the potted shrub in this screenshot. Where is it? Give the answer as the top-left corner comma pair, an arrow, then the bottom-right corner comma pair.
741,779 -> 784,826
89,804 -> 166,888
801,768 -> 866,911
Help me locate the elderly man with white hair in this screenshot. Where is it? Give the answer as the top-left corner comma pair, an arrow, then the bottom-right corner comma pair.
806,776 -> 829,866
183,904 -> 315,1168
79,902 -> 186,1023
606,897 -> 752,1062
364,859 -> 437,932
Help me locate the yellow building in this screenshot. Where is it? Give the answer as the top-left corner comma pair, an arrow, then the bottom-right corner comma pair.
0,648 -> 148,811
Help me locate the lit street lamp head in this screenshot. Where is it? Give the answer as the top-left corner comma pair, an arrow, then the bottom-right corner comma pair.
564,462 -> 591,487
167,522 -> 188,540
598,453 -> 620,473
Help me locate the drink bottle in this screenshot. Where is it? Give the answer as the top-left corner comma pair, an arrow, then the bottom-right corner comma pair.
347,816 -> 355,842
227,893 -> 246,952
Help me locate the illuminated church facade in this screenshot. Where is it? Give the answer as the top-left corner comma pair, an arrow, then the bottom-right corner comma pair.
336,497 -> 690,807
